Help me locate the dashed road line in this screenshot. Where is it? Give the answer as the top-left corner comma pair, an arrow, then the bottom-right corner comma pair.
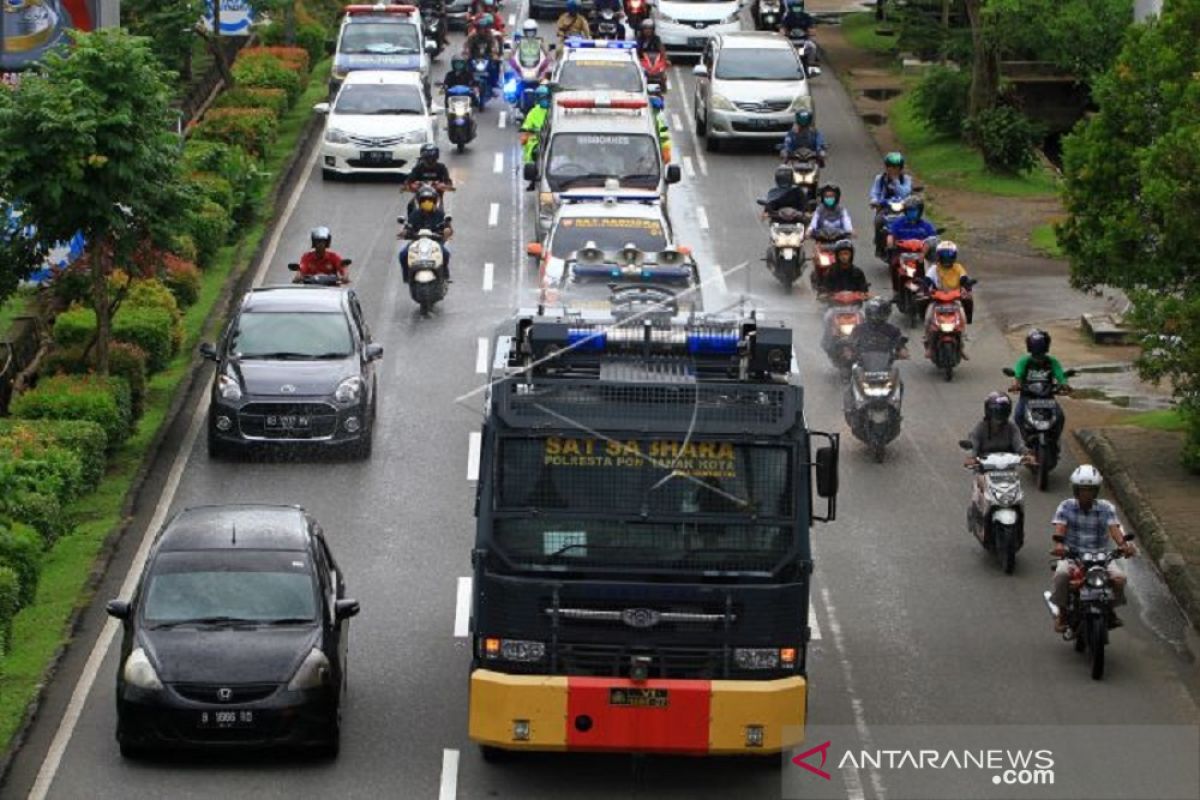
440,748 -> 460,800
493,152 -> 504,173
454,577 -> 472,637
482,261 -> 494,292
682,155 -> 696,179
673,69 -> 710,177
467,431 -> 481,480
671,112 -> 683,132
488,202 -> 500,226
697,206 -> 710,230
808,604 -> 822,641
507,13 -> 515,26
475,337 -> 489,374
499,110 -> 508,129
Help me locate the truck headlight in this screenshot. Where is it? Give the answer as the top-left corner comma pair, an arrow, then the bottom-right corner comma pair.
481,637 -> 546,663
287,648 -> 331,691
734,648 -> 784,670
217,374 -> 242,401
123,647 -> 163,690
325,127 -> 351,145
335,377 -> 363,404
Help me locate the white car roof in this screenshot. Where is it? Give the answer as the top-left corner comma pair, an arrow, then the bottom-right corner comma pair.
717,32 -> 795,50
561,47 -> 638,63
342,69 -> 424,86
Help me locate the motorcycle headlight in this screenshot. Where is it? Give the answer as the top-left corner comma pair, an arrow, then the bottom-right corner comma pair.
863,384 -> 893,398
481,637 -> 546,663
838,323 -> 856,336
123,647 -> 163,691
287,648 -> 332,691
324,126 -> 352,145
217,373 -> 242,402
710,93 -> 736,112
1087,572 -> 1106,589
335,377 -> 364,404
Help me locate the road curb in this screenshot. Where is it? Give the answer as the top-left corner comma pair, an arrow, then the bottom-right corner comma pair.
0,109 -> 324,787
1074,427 -> 1200,632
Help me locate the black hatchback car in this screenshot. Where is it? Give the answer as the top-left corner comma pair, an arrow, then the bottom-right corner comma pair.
106,505 -> 360,758
200,286 -> 382,459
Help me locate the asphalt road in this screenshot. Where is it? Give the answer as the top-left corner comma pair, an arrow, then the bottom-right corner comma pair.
4,9 -> 1199,800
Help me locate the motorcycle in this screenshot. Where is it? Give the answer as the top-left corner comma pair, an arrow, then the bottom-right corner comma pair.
445,85 -> 478,152
640,50 -> 669,94
763,207 -> 806,290
593,8 -> 623,40
1042,534 -> 1135,680
625,0 -> 650,26
808,227 -> 844,293
402,223 -> 451,313
1004,365 -> 1078,491
785,26 -> 819,76
779,147 -> 822,209
285,258 -> 353,285
958,442 -> 1027,575
845,346 -> 905,462
890,238 -> 927,328
923,285 -> 970,381
504,39 -> 553,118
755,0 -> 781,30
819,290 -> 869,377
423,13 -> 446,58
873,198 -> 905,261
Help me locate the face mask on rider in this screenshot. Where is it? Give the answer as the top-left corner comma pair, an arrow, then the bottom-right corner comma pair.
905,209 -> 919,221
822,196 -> 836,208
419,201 -> 435,212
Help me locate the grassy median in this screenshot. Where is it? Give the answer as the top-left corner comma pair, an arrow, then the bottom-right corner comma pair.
0,59 -> 330,753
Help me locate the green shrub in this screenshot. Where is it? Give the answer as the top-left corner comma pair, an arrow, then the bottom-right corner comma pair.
191,107 -> 279,158
113,305 -> 176,373
0,565 -> 18,654
163,254 -> 202,308
11,374 -> 132,452
0,429 -> 85,505
231,56 -> 303,106
187,199 -> 234,266
237,46 -> 311,76
171,233 -> 199,264
964,106 -> 1044,174
126,278 -> 182,320
296,21 -> 329,66
52,306 -> 96,350
187,172 -> 236,213
0,419 -> 107,489
180,139 -> 260,218
912,66 -> 971,138
0,524 -> 43,607
5,490 -> 68,543
214,87 -> 289,119
42,341 -> 149,420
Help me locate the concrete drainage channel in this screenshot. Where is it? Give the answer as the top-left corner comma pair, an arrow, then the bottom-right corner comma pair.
857,87 -> 902,127
1070,363 -> 1176,411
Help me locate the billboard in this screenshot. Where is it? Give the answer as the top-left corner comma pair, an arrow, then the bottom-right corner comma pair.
1,0 -> 112,78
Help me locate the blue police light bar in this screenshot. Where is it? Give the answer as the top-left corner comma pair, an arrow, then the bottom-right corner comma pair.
687,330 -> 739,355
566,328 -> 606,351
564,37 -> 637,49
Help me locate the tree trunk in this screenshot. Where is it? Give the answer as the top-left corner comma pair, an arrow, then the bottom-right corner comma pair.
964,0 -> 999,115
90,244 -> 111,376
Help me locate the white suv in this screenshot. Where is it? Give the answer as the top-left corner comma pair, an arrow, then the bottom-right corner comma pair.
656,0 -> 742,55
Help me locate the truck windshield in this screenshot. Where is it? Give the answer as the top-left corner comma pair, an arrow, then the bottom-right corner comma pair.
546,134 -> 660,192
492,437 -> 795,570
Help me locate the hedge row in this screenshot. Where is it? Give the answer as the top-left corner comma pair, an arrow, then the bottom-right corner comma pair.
52,281 -> 182,375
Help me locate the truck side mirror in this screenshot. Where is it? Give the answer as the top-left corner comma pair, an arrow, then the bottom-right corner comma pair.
815,446 -> 838,499
665,163 -> 681,184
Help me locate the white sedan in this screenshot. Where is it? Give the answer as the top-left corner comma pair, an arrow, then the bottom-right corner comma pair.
315,70 -> 440,179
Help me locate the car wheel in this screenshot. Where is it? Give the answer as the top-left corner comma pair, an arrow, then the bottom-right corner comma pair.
119,740 -> 149,760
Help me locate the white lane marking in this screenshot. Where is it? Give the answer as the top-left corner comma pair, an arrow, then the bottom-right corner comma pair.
710,262 -> 728,294
673,69 -> 709,177
507,13 -> 515,26
482,261 -> 495,292
671,112 -> 683,132
27,136 -> 326,800
467,431 -> 482,480
697,206 -> 710,230
454,577 -> 473,638
475,337 -> 489,374
821,585 -> 884,800
808,604 -> 822,641
493,152 -> 504,173
498,110 -> 508,129
440,748 -> 461,800
488,202 -> 500,227
682,155 -> 695,179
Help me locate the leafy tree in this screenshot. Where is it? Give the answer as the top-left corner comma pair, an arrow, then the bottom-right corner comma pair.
1059,1 -> 1200,471
0,206 -> 46,308
0,30 -> 193,375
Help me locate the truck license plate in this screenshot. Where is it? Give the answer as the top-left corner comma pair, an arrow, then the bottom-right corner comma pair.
609,688 -> 669,708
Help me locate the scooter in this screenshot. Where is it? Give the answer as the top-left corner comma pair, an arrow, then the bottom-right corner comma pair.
285,259 -> 353,285
755,0 -> 781,30
891,238 -> 927,328
872,198 -> 905,260
924,285 -> 971,381
402,224 -> 451,313
958,441 -> 1027,575
845,346 -> 905,462
763,207 -> 806,290
593,8 -> 623,39
445,85 -> 478,152
1042,534 -> 1134,681
640,50 -> 669,94
820,290 -> 869,378
780,147 -> 822,209
1004,365 -> 1078,491
423,14 -> 446,58
786,27 -> 820,76
808,227 -> 843,293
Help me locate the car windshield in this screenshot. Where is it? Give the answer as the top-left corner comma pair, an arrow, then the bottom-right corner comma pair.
232,311 -> 353,359
340,21 -> 420,54
550,216 -> 668,258
546,133 -> 660,191
142,551 -> 317,625
335,83 -> 425,115
716,48 -> 801,80
557,60 -> 643,93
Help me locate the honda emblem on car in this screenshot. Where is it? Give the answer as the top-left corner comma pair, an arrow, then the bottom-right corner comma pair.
216,687 -> 233,702
621,608 -> 661,629
280,384 -> 297,394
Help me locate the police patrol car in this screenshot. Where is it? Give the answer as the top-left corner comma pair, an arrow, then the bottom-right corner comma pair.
550,38 -> 646,95
330,4 -> 437,100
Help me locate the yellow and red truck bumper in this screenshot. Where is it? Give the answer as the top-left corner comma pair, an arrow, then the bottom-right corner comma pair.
468,669 -> 806,755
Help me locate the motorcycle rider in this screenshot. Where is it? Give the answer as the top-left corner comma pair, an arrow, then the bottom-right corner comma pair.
779,0 -> 816,66
399,186 -> 453,283
759,165 -> 809,220
593,5 -> 628,39
521,85 -> 552,188
635,18 -> 665,55
1010,328 -> 1071,424
1050,465 -> 1136,632
468,0 -> 505,32
869,151 -> 913,257
420,0 -> 449,49
780,109 -> 827,166
406,144 -> 453,193
806,183 -> 853,238
846,296 -> 908,362
965,393 -> 1027,464
919,239 -> 973,359
820,239 -> 869,295
297,226 -> 349,284
465,14 -> 502,92
886,195 -> 936,292
556,0 -> 592,42
650,94 -> 672,163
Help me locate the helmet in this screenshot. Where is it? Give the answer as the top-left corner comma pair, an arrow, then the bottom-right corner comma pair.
984,391 -> 1012,423
452,56 -> 466,71
601,7 -> 615,18
794,109 -> 813,126
818,183 -> 841,206
534,84 -> 551,106
310,226 -> 331,247
650,94 -> 664,111
420,143 -> 439,162
522,18 -> 538,35
566,0 -> 579,12
832,238 -> 854,261
935,240 -> 957,265
864,296 -> 890,324
416,185 -> 439,206
774,165 -> 793,188
902,195 -> 924,219
1070,465 -> 1103,490
478,13 -> 494,28
1026,328 -> 1051,356
641,18 -> 655,30
884,151 -> 905,168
